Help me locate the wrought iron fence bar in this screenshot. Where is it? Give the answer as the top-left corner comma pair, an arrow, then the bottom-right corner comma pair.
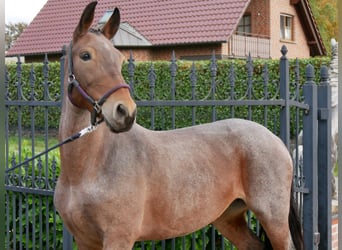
288,100 -> 309,110
5,100 -> 61,106
5,186 -> 54,196
293,186 -> 309,193
210,51 -> 217,122
246,53 -> 253,120
190,62 -> 197,125
136,99 -> 286,107
170,51 -> 177,128
19,193 -> 23,249
279,45 -> 290,150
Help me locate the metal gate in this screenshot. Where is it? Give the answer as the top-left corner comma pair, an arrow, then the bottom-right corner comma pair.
5,45 -> 332,249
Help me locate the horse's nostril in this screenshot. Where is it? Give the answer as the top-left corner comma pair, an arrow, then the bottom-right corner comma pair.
116,104 -> 128,117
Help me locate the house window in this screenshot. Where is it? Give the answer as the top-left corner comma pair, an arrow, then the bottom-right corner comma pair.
237,14 -> 251,35
280,14 -> 293,40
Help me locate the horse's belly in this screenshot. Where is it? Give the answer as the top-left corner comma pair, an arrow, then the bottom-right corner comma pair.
137,146 -> 243,241
138,200 -> 231,241
139,181 -> 239,241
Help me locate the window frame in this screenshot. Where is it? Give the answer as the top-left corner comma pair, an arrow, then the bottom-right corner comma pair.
237,14 -> 252,36
280,14 -> 294,41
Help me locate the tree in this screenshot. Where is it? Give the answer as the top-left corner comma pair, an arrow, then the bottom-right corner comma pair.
309,0 -> 337,55
5,22 -> 28,51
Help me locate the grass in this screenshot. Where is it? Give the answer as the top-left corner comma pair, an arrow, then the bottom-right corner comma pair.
7,135 -> 59,156
6,134 -> 61,178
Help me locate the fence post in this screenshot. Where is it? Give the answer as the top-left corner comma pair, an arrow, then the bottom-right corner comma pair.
302,64 -> 319,249
317,65 -> 332,249
63,226 -> 73,250
279,45 -> 290,149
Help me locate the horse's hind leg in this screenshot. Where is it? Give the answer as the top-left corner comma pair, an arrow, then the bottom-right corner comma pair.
213,199 -> 264,250
253,208 -> 292,250
248,189 -> 294,250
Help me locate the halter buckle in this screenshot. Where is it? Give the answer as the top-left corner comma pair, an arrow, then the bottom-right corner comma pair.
91,109 -> 104,126
93,101 -> 102,114
68,74 -> 76,84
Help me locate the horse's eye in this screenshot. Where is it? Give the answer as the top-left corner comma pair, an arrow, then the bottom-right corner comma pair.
80,52 -> 91,61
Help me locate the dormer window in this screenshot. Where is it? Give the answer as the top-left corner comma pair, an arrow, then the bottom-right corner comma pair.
280,14 -> 293,41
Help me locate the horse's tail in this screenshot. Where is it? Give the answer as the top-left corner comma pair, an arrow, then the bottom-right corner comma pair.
289,185 -> 304,250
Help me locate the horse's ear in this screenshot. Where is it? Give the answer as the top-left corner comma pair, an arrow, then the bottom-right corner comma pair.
73,1 -> 98,42
101,8 -> 120,40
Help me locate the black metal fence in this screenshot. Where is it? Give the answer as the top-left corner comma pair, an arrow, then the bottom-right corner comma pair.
5,46 -> 332,249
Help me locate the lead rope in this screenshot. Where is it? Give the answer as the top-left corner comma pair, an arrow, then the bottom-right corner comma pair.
5,124 -> 99,173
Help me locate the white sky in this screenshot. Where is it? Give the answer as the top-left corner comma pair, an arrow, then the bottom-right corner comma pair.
5,0 -> 48,24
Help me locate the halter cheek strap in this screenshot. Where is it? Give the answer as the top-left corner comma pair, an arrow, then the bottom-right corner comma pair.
67,42 -> 130,126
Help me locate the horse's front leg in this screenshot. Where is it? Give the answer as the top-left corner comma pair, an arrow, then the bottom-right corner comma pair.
103,235 -> 135,250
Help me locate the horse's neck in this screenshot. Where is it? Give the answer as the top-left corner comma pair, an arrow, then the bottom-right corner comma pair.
59,67 -> 89,133
58,98 -> 98,181
59,88 -> 89,135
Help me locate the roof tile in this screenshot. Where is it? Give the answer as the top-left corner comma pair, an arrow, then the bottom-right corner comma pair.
7,0 -> 250,56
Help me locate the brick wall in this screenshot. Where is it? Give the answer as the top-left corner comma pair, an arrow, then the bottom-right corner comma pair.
121,43 -> 224,61
269,0 -> 310,58
120,48 -> 153,61
245,0 -> 270,37
332,216 -> 338,250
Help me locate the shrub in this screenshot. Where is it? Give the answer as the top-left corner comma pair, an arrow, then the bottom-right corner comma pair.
5,56 -> 330,132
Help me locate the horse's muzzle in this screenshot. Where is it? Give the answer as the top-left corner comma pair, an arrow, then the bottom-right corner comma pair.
104,103 -> 137,133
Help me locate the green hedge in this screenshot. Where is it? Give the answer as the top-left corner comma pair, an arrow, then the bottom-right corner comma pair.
6,56 -> 330,132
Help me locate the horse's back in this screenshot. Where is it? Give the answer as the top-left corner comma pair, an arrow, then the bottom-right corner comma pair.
141,118 -> 292,175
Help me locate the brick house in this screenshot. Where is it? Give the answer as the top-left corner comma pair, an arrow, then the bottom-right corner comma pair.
7,0 -> 325,62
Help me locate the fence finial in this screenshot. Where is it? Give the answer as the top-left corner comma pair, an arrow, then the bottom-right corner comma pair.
246,53 -> 253,78
128,51 -> 135,75
210,51 -> 217,78
148,63 -> 156,88
320,65 -> 329,85
305,64 -> 315,84
170,50 -> 177,78
190,62 -> 197,88
127,51 -> 135,95
281,45 -> 288,57
29,64 -> 36,101
43,54 -> 49,80
62,45 -> 67,56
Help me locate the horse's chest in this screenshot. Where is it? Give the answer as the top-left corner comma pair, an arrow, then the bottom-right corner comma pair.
54,182 -> 105,239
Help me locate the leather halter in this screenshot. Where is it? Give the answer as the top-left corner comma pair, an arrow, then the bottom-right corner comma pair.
67,41 -> 130,126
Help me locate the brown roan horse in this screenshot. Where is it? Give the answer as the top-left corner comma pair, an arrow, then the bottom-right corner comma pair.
54,2 -> 303,249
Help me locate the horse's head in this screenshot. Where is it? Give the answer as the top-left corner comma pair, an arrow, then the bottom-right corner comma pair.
67,1 -> 136,133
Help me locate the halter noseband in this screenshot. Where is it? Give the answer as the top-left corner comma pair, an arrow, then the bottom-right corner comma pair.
67,41 -> 130,126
